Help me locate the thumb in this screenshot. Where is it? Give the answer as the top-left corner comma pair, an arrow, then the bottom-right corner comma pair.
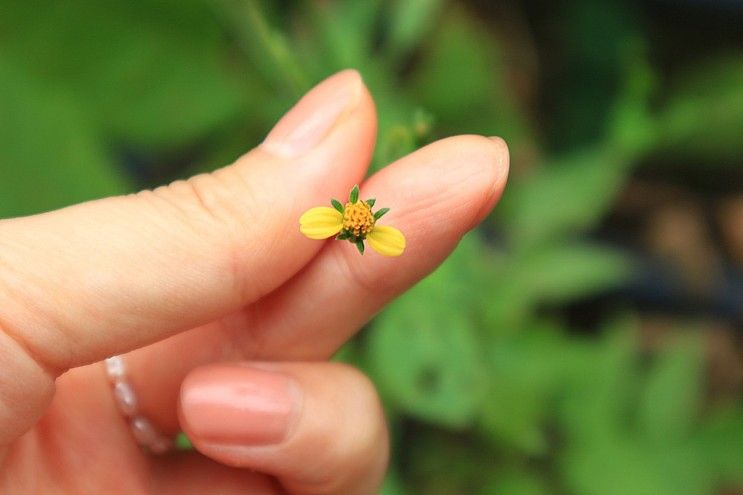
0,70 -> 376,448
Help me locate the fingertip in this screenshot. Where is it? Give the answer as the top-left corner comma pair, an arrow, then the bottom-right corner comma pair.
375,133 -> 510,234
447,134 -> 510,190
310,133 -> 510,297
487,135 -> 510,183
429,134 -> 510,229
470,135 -> 510,228
177,362 -> 388,495
260,69 -> 368,159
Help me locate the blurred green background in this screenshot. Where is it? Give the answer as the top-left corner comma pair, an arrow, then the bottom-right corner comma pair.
1,0 -> 742,493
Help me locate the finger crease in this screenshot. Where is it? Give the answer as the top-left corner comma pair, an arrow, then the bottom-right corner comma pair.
0,317 -> 61,381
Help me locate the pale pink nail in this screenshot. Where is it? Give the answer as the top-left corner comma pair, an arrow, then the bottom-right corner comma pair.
262,69 -> 363,157
181,365 -> 298,446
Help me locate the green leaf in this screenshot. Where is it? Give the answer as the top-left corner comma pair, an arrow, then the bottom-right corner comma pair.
561,439 -> 672,495
383,0 -> 445,64
558,321 -> 716,495
374,208 -> 390,220
1,0 -> 246,151
213,0 -> 309,97
349,184 -> 360,203
547,0 -> 642,150
497,146 -> 631,247
302,0 -> 375,72
331,198 -> 344,213
355,239 -> 365,254
605,39 -> 658,158
637,334 -> 702,443
406,429 -> 496,493
698,410 -> 743,483
480,328 -> 566,454
367,235 -> 486,427
0,60 -> 129,217
558,320 -> 640,442
483,242 -> 632,333
380,468 -> 410,495
644,442 -> 712,495
515,242 -> 634,304
96,36 -> 246,150
483,468 -> 550,495
407,8 -> 532,148
654,56 -> 743,164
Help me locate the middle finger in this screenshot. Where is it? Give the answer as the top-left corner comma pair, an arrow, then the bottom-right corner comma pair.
121,135 -> 509,433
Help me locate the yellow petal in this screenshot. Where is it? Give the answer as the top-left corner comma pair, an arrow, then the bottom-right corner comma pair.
367,225 -> 406,257
299,206 -> 343,239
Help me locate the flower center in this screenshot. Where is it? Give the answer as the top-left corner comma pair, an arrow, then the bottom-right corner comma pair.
343,201 -> 375,238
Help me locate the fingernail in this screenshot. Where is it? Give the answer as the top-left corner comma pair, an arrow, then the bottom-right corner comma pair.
262,69 -> 363,158
181,364 -> 299,446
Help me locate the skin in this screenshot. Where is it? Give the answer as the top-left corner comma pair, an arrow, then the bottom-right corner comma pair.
0,70 -> 509,494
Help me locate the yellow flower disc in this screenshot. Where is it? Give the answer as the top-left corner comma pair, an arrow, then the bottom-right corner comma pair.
299,207 -> 343,239
367,225 -> 406,257
343,201 -> 375,238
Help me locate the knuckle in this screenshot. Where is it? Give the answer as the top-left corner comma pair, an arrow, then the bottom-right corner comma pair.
153,173 -> 246,234
0,251 -> 65,377
0,317 -> 57,446
147,170 -> 256,301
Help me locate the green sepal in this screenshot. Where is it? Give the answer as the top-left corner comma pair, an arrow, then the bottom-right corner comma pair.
349,184 -> 359,203
331,198 -> 344,213
374,207 -> 390,220
365,198 -> 376,207
355,239 -> 365,254
336,230 -> 351,241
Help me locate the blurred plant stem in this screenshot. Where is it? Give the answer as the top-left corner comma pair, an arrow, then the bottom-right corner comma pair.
213,0 -> 310,97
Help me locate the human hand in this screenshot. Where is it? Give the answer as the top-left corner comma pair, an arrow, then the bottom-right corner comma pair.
0,70 -> 508,494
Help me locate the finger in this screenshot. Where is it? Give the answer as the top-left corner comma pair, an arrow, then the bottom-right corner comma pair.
237,135 -> 509,359
16,362 -> 281,493
179,362 -> 388,495
123,135 -> 509,430
0,70 -> 377,448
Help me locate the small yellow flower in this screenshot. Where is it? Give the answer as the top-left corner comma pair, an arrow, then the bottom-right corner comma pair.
299,185 -> 406,256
